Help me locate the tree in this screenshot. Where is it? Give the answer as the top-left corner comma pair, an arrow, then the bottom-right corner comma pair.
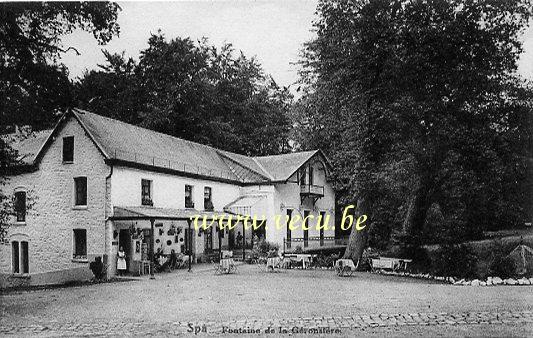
0,2 -> 120,242
296,0 -> 533,263
76,33 -> 293,156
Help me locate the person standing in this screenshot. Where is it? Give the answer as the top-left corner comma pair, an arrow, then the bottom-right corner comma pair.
117,246 -> 127,276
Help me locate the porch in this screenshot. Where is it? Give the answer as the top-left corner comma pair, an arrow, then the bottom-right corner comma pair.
108,206 -> 258,277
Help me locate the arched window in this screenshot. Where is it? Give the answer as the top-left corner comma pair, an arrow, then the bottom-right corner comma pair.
11,240 -> 29,274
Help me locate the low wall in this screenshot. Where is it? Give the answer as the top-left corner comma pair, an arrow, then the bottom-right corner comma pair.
0,266 -> 93,289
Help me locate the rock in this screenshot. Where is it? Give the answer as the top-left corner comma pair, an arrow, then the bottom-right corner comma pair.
518,278 -> 530,285
492,277 -> 503,285
504,278 -> 517,285
486,277 -> 492,283
448,277 -> 455,284
454,278 -> 465,285
462,280 -> 471,286
529,278 -> 533,284
480,281 -> 487,286
471,279 -> 480,286
486,280 -> 492,286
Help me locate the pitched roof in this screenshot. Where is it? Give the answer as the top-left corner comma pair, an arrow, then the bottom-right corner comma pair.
11,109 -> 329,184
112,206 -> 232,220
254,150 -> 320,181
3,129 -> 52,165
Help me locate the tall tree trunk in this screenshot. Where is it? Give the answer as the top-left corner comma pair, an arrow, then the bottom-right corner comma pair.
402,175 -> 433,246
343,196 -> 368,268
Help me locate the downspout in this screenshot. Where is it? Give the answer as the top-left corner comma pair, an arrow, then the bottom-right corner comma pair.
104,164 -> 114,275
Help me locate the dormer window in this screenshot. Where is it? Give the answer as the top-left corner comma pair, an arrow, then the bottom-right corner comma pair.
185,185 -> 194,208
299,167 -> 307,185
141,179 -> 153,206
62,136 -> 74,163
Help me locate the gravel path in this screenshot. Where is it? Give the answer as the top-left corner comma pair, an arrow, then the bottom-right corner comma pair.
1,265 -> 532,336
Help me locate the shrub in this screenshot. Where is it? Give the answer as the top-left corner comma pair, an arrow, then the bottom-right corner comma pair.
488,255 -> 516,279
252,240 -> 279,258
293,245 -> 303,254
431,244 -> 478,279
397,245 -> 431,273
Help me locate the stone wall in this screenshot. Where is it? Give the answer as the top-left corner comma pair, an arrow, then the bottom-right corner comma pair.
0,117 -> 110,288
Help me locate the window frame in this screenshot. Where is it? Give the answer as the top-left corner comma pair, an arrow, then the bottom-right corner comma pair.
203,186 -> 212,210
73,176 -> 88,208
13,188 -> 27,223
185,185 -> 194,208
72,229 -> 87,261
62,136 -> 74,163
141,179 -> 153,206
11,240 -> 29,275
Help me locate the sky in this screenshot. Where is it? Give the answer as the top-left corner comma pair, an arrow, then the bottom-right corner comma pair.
60,0 -> 533,91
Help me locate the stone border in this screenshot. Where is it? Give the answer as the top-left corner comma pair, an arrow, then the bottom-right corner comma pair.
371,270 -> 533,286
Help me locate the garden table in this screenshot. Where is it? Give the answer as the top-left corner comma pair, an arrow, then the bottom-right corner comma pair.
266,257 -> 281,271
219,258 -> 237,274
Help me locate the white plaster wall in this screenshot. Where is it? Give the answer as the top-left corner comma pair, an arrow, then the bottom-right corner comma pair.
273,158 -> 336,249
110,167 -> 242,211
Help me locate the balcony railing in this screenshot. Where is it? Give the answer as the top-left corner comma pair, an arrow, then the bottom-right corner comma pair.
300,184 -> 324,197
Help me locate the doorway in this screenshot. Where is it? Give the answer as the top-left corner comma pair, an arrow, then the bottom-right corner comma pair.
119,229 -> 132,272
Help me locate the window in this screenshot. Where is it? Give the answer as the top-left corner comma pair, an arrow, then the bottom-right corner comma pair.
299,167 -> 307,185
14,191 -> 26,222
319,211 -> 326,246
12,241 -> 29,274
204,187 -> 213,210
73,229 -> 87,259
286,209 -> 292,249
74,177 -> 87,206
308,166 -> 314,186
141,179 -> 153,206
185,185 -> 194,208
62,136 -> 74,162
303,210 -> 310,247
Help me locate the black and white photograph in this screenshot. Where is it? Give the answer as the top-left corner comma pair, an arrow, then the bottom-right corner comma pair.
1,0 -> 532,337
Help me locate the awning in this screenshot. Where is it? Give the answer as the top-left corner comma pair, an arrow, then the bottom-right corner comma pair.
223,194 -> 267,216
111,206 -> 233,221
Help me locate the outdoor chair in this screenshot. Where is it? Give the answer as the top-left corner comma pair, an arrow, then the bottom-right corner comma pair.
211,259 -> 222,275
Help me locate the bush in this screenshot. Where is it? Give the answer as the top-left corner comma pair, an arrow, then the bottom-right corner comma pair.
397,245 -> 431,274
488,255 -> 516,279
252,240 -> 279,258
431,244 -> 478,279
293,245 -> 303,254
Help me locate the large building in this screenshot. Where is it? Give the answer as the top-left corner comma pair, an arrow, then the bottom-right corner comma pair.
1,109 -> 336,287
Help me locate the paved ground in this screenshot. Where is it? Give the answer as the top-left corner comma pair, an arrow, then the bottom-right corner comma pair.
1,264 -> 532,337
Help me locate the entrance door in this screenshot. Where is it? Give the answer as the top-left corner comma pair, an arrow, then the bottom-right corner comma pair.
119,229 -> 131,272
204,227 -> 213,252
228,229 -> 235,249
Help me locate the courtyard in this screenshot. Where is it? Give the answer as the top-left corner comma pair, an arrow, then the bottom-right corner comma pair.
1,264 -> 532,337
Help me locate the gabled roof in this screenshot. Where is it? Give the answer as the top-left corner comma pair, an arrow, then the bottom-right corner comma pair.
254,150 -> 320,181
3,129 -> 52,165
10,109 -> 331,185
